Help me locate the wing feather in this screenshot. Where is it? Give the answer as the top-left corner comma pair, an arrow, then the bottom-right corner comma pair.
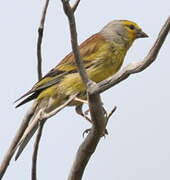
15,33 -> 106,106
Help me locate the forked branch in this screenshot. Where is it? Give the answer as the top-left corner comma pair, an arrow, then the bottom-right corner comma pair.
61,0 -> 91,86
61,4 -> 170,179
61,1 -> 113,180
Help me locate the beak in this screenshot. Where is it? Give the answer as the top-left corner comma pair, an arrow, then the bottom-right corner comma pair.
136,30 -> 149,38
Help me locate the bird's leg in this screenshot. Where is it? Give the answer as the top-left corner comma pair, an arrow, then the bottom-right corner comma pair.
86,105 -> 117,136
75,104 -> 92,123
75,104 -> 97,137
75,104 -> 108,137
75,102 -> 116,137
74,97 -> 88,104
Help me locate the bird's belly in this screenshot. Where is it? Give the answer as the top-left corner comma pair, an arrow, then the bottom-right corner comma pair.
38,56 -> 125,110
59,57 -> 124,98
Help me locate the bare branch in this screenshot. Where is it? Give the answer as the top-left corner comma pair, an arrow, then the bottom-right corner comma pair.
37,0 -> 49,80
68,94 -> 106,180
32,121 -> 45,180
61,1 -> 108,180
61,0 -> 90,86
72,0 -> 81,12
91,16 -> 170,95
104,105 -> 117,130
0,104 -> 37,179
33,0 -> 50,179
107,106 -> 117,121
0,2 -> 51,178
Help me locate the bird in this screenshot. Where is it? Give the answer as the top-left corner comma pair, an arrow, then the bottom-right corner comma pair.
14,20 -> 148,160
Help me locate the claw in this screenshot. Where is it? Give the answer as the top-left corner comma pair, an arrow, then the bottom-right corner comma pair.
82,128 -> 91,137
84,109 -> 90,116
103,129 -> 109,137
82,128 -> 108,138
75,104 -> 84,116
76,105 -> 116,138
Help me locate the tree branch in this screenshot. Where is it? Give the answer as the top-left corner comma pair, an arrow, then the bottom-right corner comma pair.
72,0 -> 81,12
61,1 -> 107,180
61,0 -> 90,86
0,4 -> 51,173
32,0 -> 50,180
32,93 -> 78,180
91,16 -> 170,95
33,2 -> 82,178
68,94 -> 106,180
37,0 -> 49,80
31,120 -> 45,180
0,104 -> 37,179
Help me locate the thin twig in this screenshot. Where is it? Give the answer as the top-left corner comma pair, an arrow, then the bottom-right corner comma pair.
61,0 -> 90,86
72,0 -> 81,12
91,16 -> 170,95
37,0 -> 49,80
105,105 -> 117,129
107,106 -> 117,121
0,104 -> 37,179
32,0 -> 50,179
61,1 -> 107,180
32,120 -> 45,180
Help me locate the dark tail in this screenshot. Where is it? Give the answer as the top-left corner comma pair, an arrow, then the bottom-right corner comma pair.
15,92 -> 40,108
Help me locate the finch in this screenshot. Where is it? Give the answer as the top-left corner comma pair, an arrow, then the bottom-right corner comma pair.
14,20 -> 148,159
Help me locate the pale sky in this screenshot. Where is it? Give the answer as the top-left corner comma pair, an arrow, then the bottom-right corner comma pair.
0,0 -> 170,179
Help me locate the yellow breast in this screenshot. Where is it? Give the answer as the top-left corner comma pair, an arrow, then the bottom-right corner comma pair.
59,43 -> 127,96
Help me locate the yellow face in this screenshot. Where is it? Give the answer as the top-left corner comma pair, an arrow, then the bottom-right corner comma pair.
121,20 -> 148,40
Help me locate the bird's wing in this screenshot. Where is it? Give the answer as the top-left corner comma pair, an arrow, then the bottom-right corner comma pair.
15,33 -> 106,104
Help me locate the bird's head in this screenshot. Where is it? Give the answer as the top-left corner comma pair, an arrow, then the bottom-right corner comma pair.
100,20 -> 148,48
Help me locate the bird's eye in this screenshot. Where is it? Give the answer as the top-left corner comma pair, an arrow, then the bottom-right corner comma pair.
128,24 -> 135,30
